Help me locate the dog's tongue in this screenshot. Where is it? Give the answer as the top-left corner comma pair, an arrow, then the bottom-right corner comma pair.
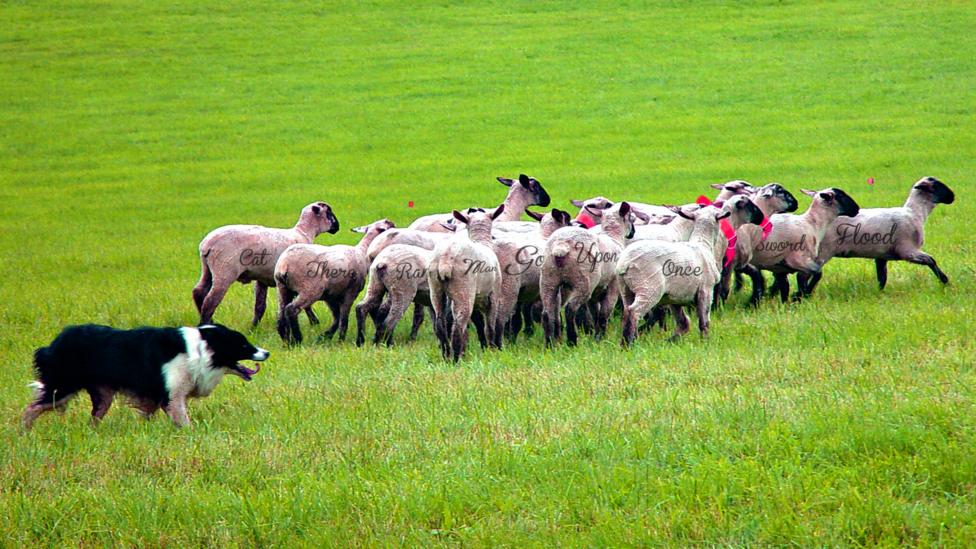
575,210 -> 597,229
237,363 -> 261,381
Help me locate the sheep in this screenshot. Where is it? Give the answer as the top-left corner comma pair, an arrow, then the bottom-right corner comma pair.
797,176 -> 955,295
723,183 -> 799,304
625,180 -> 756,220
490,208 -> 574,343
355,244 -> 434,347
428,205 -> 506,362
540,202 -> 643,346
365,227 -> 454,262
617,205 -> 732,346
193,202 -> 340,326
747,187 -> 860,302
274,219 -> 395,344
569,181 -> 753,229
409,174 -> 550,233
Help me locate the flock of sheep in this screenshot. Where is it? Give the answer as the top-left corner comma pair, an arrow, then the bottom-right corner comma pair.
191,175 -> 955,361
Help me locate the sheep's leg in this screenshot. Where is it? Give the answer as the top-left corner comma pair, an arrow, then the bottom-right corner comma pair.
354,296 -> 378,347
320,299 -> 341,340
430,287 -> 451,360
522,302 -> 536,337
276,286 -> 298,343
335,291 -> 358,342
199,274 -> 236,325
88,386 -> 116,424
564,304 -> 579,346
283,292 -> 318,344
715,264 -> 733,307
773,273 -> 790,302
901,250 -> 949,285
541,289 -> 560,348
741,265 -> 765,306
733,270 -> 744,293
620,285 -> 638,347
408,304 -> 425,342
668,305 -> 690,342
377,294 -> 410,347
594,282 -> 619,342
450,303 -> 472,362
875,259 -> 889,289
695,289 -> 712,338
799,271 -> 823,296
252,283 -> 268,327
471,311 -> 488,350
507,305 -> 523,345
305,307 -> 320,326
192,256 -> 213,314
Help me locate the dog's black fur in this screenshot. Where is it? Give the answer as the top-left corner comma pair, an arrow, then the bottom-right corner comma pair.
23,323 -> 268,428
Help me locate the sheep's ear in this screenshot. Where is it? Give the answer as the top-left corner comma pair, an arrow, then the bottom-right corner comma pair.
570,199 -> 585,207
800,189 -> 817,197
439,222 -> 457,231
350,225 -> 367,233
584,205 -> 603,216
525,209 -> 544,221
715,210 -> 732,221
452,210 -> 468,224
497,177 -> 515,187
633,210 -> 651,223
553,209 -> 571,225
712,200 -> 725,209
518,174 -> 531,187
619,201 -> 632,217
666,205 -> 695,221
491,204 -> 506,220
710,183 -> 725,191
312,205 -> 321,214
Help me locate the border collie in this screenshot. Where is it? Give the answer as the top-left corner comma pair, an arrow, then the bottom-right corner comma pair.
22,324 -> 269,429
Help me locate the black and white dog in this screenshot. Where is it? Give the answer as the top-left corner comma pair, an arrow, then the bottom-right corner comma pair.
23,324 -> 269,428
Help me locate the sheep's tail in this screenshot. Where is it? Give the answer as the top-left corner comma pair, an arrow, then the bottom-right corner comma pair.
435,255 -> 453,282
551,240 -> 572,268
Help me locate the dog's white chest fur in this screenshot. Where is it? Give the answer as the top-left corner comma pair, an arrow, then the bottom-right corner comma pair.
162,328 -> 223,398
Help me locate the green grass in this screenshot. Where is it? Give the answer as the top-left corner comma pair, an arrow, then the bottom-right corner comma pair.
2,0 -> 975,545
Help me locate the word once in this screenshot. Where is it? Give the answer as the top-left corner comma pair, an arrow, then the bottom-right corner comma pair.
835,222 -> 897,246
305,260 -> 357,279
575,242 -> 619,273
662,259 -> 703,277
756,234 -> 809,253
239,248 -> 273,267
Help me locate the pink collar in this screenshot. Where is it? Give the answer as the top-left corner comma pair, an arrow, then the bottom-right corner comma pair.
696,195 -> 737,268
575,210 -> 597,229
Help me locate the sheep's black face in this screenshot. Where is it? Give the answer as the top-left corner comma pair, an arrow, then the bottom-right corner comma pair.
518,174 -> 551,207
739,198 -> 764,225
916,177 -> 955,204
777,186 -> 799,212
828,188 -> 860,218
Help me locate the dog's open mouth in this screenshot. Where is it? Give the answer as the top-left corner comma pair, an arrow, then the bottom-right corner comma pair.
230,363 -> 261,381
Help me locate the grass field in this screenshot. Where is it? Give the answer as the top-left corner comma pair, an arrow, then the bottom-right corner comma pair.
2,0 -> 975,545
